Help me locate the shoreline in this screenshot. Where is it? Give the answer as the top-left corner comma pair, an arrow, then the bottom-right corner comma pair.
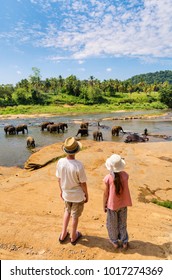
0,111 -> 169,121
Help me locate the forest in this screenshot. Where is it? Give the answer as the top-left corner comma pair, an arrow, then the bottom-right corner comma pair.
0,69 -> 172,110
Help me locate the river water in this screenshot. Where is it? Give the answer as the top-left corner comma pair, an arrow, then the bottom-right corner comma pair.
0,109 -> 172,167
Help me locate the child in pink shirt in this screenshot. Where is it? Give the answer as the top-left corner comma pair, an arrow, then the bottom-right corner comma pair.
103,154 -> 132,249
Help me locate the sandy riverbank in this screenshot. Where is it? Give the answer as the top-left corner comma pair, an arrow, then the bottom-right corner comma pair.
0,110 -> 169,121
0,113 -> 59,120
0,140 -> 172,260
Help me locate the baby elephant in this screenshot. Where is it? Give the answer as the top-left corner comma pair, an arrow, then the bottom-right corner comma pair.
93,130 -> 103,141
26,136 -> 35,148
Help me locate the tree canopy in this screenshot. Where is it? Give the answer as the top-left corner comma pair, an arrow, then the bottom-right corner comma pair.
0,69 -> 172,108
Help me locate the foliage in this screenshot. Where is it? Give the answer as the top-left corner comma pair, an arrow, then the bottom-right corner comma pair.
151,199 -> 172,209
12,88 -> 31,105
127,70 -> 172,85
0,69 -> 172,109
0,84 -> 14,106
159,85 -> 172,108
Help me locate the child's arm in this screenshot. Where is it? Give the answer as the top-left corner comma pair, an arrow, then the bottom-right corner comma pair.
80,182 -> 88,203
57,178 -> 63,200
103,183 -> 109,212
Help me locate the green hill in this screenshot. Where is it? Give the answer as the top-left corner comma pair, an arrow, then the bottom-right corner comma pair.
126,70 -> 172,84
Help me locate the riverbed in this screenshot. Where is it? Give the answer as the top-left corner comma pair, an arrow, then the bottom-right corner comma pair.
0,109 -> 172,167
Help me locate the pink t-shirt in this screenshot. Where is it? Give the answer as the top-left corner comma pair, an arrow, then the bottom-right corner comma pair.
103,171 -> 132,211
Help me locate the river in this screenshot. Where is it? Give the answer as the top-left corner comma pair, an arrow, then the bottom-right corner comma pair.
0,109 -> 172,167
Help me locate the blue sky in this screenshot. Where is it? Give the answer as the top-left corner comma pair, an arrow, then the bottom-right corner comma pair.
0,0 -> 172,85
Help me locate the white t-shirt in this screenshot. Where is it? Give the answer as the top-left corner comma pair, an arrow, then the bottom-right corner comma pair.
56,157 -> 87,202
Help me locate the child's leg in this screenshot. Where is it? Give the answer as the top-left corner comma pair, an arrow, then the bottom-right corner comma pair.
70,216 -> 79,242
70,202 -> 84,242
118,207 -> 128,244
106,208 -> 119,244
60,209 -> 70,240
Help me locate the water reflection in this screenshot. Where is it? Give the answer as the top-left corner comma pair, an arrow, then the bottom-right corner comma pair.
0,110 -> 172,167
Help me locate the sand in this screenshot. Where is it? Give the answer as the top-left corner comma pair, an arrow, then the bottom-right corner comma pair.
0,140 -> 172,260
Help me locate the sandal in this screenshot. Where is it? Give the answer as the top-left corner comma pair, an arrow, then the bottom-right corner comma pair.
59,232 -> 69,244
71,231 -> 82,245
109,240 -> 119,249
122,242 -> 128,250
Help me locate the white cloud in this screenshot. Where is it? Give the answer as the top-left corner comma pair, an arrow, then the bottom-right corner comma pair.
42,0 -> 171,60
2,0 -> 172,63
106,68 -> 112,72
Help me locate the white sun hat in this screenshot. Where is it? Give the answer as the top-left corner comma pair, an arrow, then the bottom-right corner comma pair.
105,154 -> 126,173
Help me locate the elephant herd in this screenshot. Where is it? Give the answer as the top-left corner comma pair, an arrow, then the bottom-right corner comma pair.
41,122 -> 68,133
4,124 -> 28,135
4,124 -> 35,148
75,123 -> 149,143
75,122 -> 103,140
3,120 -> 149,150
75,123 -> 125,141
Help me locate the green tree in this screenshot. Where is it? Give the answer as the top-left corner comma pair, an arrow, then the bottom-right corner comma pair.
64,75 -> 81,96
0,84 -> 14,105
16,79 -> 30,91
12,88 -> 31,105
31,89 -> 45,104
87,85 -> 105,104
29,67 -> 42,90
159,86 -> 172,108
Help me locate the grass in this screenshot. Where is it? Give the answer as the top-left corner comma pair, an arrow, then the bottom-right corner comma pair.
0,101 -> 167,116
151,198 -> 172,209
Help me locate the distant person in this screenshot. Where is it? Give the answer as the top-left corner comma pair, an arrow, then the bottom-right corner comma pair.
56,137 -> 88,245
103,154 -> 132,250
144,128 -> 148,136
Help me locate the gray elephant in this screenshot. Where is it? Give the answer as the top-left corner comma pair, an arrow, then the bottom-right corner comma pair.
111,126 -> 124,136
76,128 -> 88,137
58,122 -> 68,132
16,124 -> 28,134
41,121 -> 54,131
93,130 -> 103,141
80,122 -> 89,129
4,125 -> 16,135
125,133 -> 149,143
26,136 -> 35,148
47,123 -> 60,133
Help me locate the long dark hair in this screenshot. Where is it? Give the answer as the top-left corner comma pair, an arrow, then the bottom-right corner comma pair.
114,172 -> 123,195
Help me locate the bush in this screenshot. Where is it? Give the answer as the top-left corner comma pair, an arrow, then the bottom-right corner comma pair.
159,86 -> 172,108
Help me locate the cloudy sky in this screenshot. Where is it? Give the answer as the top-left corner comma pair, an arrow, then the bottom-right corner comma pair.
0,0 -> 172,85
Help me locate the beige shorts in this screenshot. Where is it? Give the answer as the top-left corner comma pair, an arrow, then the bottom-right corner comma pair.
64,201 -> 84,218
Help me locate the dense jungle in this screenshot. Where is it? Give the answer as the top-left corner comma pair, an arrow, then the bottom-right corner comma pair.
0,69 -> 172,115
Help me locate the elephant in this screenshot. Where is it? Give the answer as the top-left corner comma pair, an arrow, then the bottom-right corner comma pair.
47,123 -> 60,133
58,122 -> 68,132
4,125 -> 16,135
16,124 -> 28,134
93,130 -> 103,141
80,122 -> 89,129
26,136 -> 35,148
40,121 -> 54,131
76,128 -> 89,137
111,126 -> 124,136
125,133 -> 149,143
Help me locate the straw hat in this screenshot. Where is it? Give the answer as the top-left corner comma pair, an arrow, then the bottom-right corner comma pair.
105,154 -> 125,172
62,137 -> 82,154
